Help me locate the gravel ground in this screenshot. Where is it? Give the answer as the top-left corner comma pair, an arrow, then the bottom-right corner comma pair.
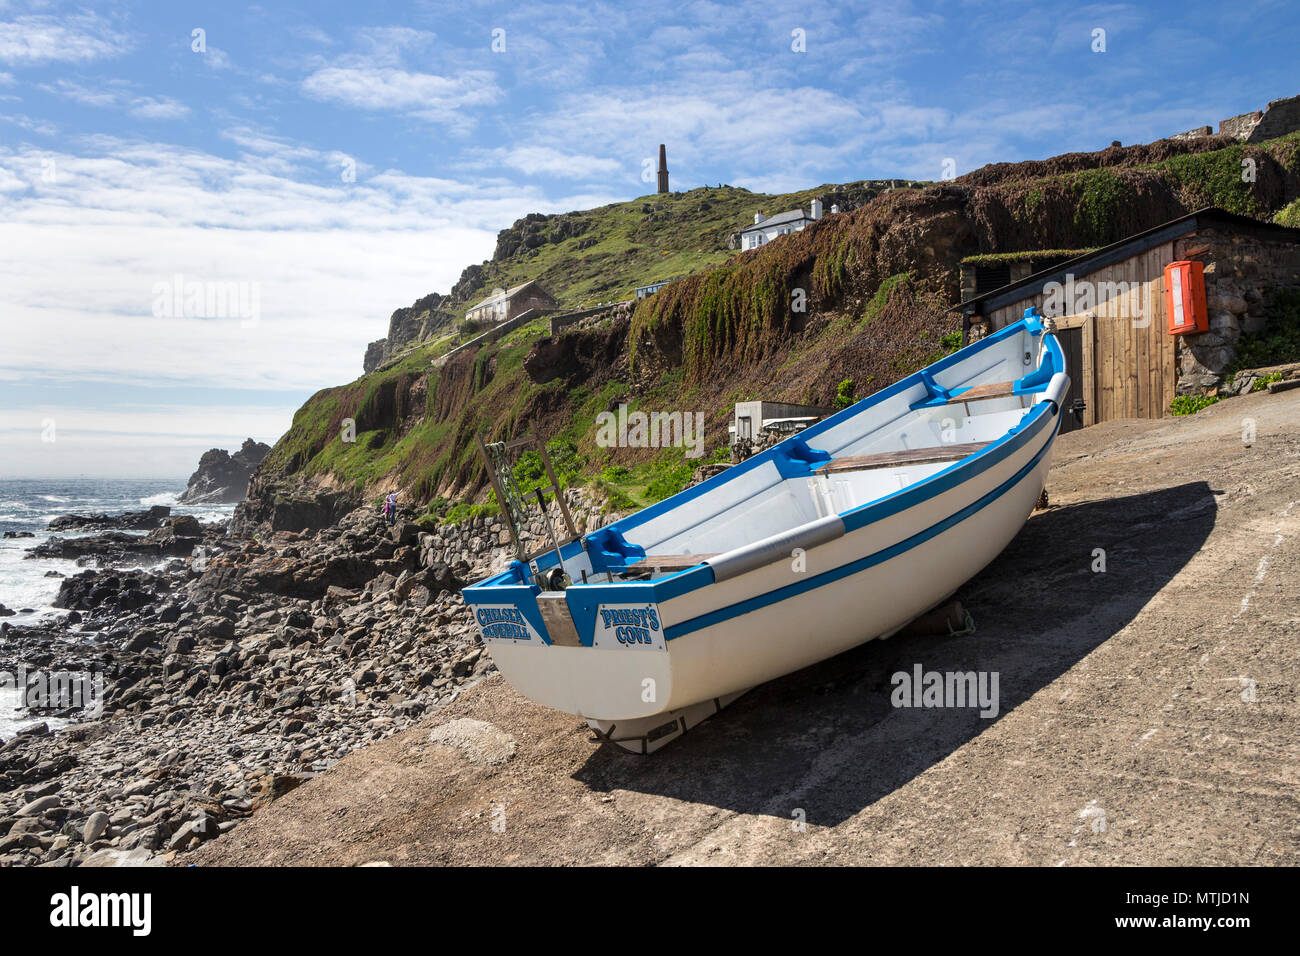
192,389 -> 1300,866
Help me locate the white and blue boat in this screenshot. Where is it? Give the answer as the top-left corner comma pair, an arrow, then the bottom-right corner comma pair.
463,309 -> 1069,752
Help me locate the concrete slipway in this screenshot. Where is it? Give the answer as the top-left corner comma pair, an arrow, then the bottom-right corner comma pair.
193,389 -> 1300,866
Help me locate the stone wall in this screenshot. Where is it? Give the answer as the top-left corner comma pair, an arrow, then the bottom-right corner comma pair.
1246,95 -> 1300,142
548,303 -> 625,336
1219,110 -> 1265,140
1174,93 -> 1300,144
415,487 -> 621,579
430,306 -> 551,370
1173,227 -> 1300,394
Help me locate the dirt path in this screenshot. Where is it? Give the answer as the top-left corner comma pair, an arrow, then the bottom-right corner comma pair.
192,390 -> 1300,866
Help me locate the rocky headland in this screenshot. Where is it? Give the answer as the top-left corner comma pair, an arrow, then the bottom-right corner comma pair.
178,439 -> 272,505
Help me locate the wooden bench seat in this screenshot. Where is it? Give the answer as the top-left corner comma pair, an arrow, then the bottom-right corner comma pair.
942,381 -> 1018,404
634,553 -> 718,571
814,440 -> 990,475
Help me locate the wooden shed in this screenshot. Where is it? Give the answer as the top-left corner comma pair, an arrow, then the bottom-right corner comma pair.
958,208 -> 1300,432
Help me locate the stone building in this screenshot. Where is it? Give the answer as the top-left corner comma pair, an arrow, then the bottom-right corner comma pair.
958,208 -> 1300,430
465,280 -> 557,326
740,200 -> 825,251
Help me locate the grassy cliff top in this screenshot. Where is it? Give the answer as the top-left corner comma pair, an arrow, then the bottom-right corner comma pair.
447,181 -> 922,317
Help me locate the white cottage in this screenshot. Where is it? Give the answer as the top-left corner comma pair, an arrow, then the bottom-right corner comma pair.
740,199 -> 824,251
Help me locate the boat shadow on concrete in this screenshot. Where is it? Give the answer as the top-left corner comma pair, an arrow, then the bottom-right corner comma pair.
571,480 -> 1218,827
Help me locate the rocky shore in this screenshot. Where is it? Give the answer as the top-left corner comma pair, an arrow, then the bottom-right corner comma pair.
0,489 -> 611,867
28,510 -> 229,569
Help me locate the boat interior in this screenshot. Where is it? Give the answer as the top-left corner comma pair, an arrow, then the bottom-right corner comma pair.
466,317 -> 1063,593
572,319 -> 1061,583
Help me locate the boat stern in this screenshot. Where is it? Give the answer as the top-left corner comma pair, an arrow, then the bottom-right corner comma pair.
463,564 -> 677,722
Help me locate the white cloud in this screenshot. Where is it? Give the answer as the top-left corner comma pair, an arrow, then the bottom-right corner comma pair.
0,163 -> 25,191
0,111 -> 56,136
0,12 -> 130,65
43,77 -> 121,107
44,79 -> 190,120
200,46 -> 232,70
352,26 -> 438,66
485,145 -> 623,180
528,78 -> 875,188
129,96 -> 189,120
301,65 -> 499,115
0,136 -> 623,416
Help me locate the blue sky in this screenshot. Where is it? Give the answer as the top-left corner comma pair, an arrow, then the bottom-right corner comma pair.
1,0 -> 1297,478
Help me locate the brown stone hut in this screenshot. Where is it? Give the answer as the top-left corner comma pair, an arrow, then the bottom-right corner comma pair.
958,208 -> 1300,431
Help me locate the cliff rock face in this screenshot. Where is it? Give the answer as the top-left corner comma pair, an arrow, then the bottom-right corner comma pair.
179,439 -> 272,505
362,292 -> 455,373
363,340 -> 386,374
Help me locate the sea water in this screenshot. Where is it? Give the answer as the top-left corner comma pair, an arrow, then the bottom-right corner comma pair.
0,477 -> 236,627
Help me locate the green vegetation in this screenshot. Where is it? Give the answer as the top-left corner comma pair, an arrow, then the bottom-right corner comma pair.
1274,199 -> 1300,228
1022,187 -> 1044,218
412,438 -> 581,529
833,378 -> 857,410
451,182 -> 906,320
1228,289 -> 1300,373
1252,372 -> 1284,391
1171,394 -> 1220,415
1154,142 -> 1267,217
862,273 -> 911,324
629,208 -> 873,380
1072,168 -> 1128,242
960,249 -> 1096,267
594,444 -> 730,511
417,499 -> 500,530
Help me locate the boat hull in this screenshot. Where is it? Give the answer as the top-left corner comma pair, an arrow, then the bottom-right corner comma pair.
479,409 -> 1056,723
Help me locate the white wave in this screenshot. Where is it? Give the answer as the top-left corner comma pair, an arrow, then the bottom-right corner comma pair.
38,495 -> 71,503
181,505 -> 237,524
139,491 -> 181,507
0,686 -> 72,739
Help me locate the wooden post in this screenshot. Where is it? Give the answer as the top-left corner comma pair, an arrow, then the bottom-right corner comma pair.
537,440 -> 578,540
474,433 -> 525,561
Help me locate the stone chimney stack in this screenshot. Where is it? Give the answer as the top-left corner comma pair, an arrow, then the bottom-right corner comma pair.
810,199 -> 823,220
657,144 -> 669,194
